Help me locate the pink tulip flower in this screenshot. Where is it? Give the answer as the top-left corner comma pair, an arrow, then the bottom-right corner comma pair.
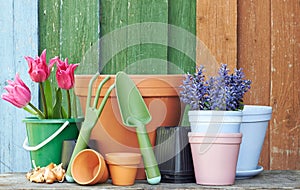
53,57 -> 79,90
25,49 -> 55,83
1,73 -> 31,108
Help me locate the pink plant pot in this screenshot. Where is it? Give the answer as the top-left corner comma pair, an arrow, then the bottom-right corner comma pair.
188,132 -> 242,185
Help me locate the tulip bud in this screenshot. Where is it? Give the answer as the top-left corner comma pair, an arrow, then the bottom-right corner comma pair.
1,73 -> 31,108
25,49 -> 54,83
54,58 -> 79,90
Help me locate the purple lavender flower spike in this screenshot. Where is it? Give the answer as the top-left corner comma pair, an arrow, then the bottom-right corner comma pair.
180,64 -> 251,111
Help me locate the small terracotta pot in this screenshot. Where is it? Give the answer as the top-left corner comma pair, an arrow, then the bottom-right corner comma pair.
105,153 -> 142,186
71,149 -> 109,185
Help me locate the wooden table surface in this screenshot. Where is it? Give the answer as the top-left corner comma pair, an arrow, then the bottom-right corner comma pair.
0,170 -> 299,189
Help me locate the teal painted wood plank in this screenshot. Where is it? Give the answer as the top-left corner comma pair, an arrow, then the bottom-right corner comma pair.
168,0 -> 196,74
60,0 -> 99,74
0,0 -> 38,173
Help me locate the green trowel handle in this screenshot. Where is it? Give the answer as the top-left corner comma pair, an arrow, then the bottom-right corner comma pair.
136,125 -> 161,184
65,127 -> 91,182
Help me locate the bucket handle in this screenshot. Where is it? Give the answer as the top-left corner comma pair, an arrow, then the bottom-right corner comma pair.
23,121 -> 70,151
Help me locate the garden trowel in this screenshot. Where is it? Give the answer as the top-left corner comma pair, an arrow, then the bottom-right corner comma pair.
115,71 -> 161,185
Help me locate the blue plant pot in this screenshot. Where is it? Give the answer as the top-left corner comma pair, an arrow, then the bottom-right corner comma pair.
236,105 -> 272,178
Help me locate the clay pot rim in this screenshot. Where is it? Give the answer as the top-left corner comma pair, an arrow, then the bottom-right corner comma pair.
189,110 -> 242,114
105,152 -> 141,166
188,132 -> 242,138
74,74 -> 184,97
243,105 -> 272,114
71,149 -> 106,185
188,132 -> 242,144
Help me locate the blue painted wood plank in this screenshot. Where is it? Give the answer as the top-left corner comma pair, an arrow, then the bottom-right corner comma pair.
0,0 -> 14,174
0,0 -> 38,173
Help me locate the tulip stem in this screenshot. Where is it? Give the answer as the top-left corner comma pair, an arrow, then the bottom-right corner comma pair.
67,90 -> 71,119
72,90 -> 78,119
27,102 -> 45,119
23,105 -> 38,116
39,83 -> 48,119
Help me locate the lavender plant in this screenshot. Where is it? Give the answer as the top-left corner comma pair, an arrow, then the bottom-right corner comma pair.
180,64 -> 251,111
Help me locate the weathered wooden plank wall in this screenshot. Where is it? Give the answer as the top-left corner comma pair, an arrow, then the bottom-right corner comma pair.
197,0 -> 299,170
100,0 -> 170,74
237,0 -> 272,169
1,0 -> 298,172
100,0 -> 196,74
168,0 -> 196,73
196,0 -> 237,74
237,0 -> 300,170
269,0 -> 299,170
39,0 -> 99,74
0,0 -> 38,173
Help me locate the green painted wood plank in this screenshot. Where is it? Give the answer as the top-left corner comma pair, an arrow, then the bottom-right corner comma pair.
139,0 -> 168,74
38,0 -> 61,111
100,0 -> 168,74
100,0 -> 128,74
125,0 -> 141,74
39,0 -> 60,60
99,0 -> 112,73
112,0 -> 128,74
60,0 -> 99,74
168,0 -> 196,74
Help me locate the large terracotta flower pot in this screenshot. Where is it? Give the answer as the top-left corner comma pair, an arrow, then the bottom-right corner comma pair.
74,74 -> 183,179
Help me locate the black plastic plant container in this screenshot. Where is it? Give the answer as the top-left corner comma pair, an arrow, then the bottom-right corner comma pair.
154,126 -> 195,183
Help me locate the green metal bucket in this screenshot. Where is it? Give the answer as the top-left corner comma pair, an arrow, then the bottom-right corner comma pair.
23,117 -> 83,168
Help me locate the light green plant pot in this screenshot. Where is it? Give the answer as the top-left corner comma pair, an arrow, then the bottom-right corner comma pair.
23,117 -> 83,168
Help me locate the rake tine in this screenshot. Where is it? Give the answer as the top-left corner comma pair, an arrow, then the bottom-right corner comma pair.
86,72 -> 100,109
93,75 -> 111,108
96,83 -> 115,116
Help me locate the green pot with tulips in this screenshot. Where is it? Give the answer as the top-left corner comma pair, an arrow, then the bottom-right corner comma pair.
1,49 -> 83,168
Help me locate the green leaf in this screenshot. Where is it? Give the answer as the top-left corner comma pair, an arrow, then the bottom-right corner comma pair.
44,79 -> 53,118
61,106 -> 67,119
72,90 -> 78,118
180,104 -> 191,127
52,88 -> 62,118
